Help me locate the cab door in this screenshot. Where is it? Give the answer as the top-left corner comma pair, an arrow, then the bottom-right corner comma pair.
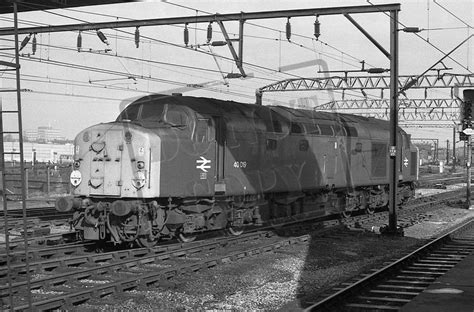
214,116 -> 226,194
193,117 -> 217,196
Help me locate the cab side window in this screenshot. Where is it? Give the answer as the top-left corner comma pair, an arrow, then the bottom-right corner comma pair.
194,118 -> 210,142
140,103 -> 165,121
117,104 -> 140,121
165,105 -> 190,127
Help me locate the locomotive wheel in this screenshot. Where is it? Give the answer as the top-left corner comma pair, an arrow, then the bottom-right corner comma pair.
178,232 -> 197,243
227,226 -> 244,236
340,210 -> 352,218
366,206 -> 376,215
136,236 -> 158,248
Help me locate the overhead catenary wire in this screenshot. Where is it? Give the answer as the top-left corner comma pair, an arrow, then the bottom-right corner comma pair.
0,36 -> 283,84
1,1 -> 440,106
432,0 -> 472,29
0,4 -> 372,75
162,0 -> 371,66
366,0 -> 472,74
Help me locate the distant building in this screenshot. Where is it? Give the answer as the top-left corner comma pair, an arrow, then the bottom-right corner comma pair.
22,126 -> 67,143
23,129 -> 38,142
37,126 -> 65,142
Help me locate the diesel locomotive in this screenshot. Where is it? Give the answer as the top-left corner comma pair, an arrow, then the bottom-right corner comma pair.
56,94 -> 419,247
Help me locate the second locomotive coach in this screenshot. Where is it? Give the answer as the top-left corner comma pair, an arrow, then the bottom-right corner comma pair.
56,94 -> 418,247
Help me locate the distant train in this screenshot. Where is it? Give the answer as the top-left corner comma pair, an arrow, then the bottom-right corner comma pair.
56,94 -> 418,247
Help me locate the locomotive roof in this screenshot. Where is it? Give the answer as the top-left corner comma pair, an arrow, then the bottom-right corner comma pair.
128,94 -> 389,128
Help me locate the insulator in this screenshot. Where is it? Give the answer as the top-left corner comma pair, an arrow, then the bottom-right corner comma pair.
77,31 -> 82,52
96,30 -> 109,45
226,73 -> 242,79
314,16 -> 320,39
32,34 -> 37,55
211,41 -> 227,46
207,22 -> 213,43
286,18 -> 291,41
19,34 -> 31,51
403,27 -> 421,33
184,23 -> 189,46
367,67 -> 385,74
135,27 -> 140,48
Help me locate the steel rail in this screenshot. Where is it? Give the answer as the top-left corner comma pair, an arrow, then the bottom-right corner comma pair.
304,217 -> 474,311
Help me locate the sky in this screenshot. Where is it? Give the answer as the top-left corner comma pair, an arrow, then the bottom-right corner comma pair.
0,0 -> 473,144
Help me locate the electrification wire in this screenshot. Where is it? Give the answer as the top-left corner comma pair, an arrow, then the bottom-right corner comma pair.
14,5 -> 308,81
1,71 -> 149,93
2,43 -> 378,105
425,26 -> 472,31
0,8 -> 366,72
366,0 -> 472,74
162,0 -> 370,66
3,3 -> 368,81
432,0 -> 472,29
287,39 -> 364,69
64,5 -> 374,71
28,0 -> 370,71
0,33 -> 282,85
0,42 -> 282,102
4,2 -> 383,104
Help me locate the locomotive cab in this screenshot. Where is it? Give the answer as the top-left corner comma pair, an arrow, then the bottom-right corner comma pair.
57,95 -> 245,246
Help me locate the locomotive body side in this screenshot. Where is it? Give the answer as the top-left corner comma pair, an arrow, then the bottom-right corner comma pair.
56,94 -> 418,246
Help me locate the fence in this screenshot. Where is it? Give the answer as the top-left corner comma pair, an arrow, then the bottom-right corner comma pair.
1,162 -> 72,198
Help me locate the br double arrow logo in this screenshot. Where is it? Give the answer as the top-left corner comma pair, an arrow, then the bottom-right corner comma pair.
196,156 -> 211,172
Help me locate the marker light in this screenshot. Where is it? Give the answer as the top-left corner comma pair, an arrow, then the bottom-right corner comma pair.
137,161 -> 145,169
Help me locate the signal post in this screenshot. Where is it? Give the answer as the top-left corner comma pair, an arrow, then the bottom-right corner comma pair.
460,89 -> 474,208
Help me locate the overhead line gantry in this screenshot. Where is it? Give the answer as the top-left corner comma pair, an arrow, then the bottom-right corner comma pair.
0,3 -> 401,79
257,74 -> 474,95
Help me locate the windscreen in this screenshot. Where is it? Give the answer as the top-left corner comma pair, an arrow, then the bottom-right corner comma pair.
116,102 -> 191,130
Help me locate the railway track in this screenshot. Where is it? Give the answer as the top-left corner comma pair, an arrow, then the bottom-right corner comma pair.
0,187 -> 466,310
0,186 -> 462,264
0,204 -> 59,218
304,218 -> 474,311
416,171 -> 465,188
0,230 -> 287,310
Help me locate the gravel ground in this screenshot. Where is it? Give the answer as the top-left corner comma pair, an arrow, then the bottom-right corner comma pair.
76,202 -> 474,312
